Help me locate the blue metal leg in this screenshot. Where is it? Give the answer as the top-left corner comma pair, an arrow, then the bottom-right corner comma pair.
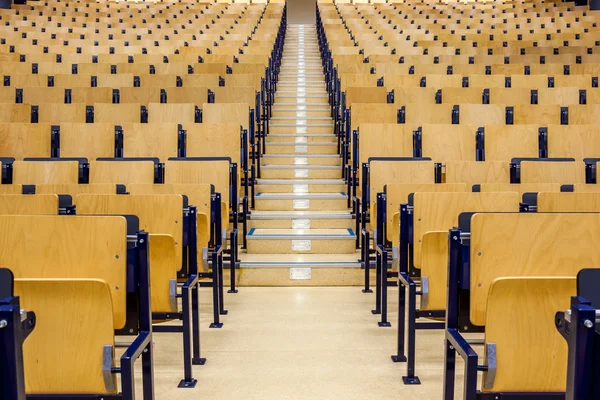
191,282 -> 206,366
391,280 -> 407,363
443,337 -> 456,400
178,278 -> 197,388
402,279 -> 420,384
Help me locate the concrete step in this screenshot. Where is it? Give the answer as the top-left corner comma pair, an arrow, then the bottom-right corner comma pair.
254,192 -> 348,211
249,210 -> 353,229
265,134 -> 336,143
246,228 -> 356,254
270,125 -> 333,134
256,178 -> 345,193
271,109 -> 331,118
260,154 -> 340,165
261,164 -> 341,179
263,142 -> 337,154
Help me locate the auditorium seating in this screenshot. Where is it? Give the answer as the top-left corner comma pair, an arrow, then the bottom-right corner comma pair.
0,0 -> 286,396
317,0 -> 600,397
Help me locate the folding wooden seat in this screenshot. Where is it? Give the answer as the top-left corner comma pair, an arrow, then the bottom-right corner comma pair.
554,74 -> 594,89
0,123 -> 52,159
389,87 -> 436,105
181,74 -> 220,88
537,192 -> 600,212
162,87 -> 209,104
7,214 -> 153,397
146,103 -> 198,124
121,122 -> 179,161
212,87 -> 257,107
36,62 -> 73,75
399,103 -> 453,128
165,159 -> 231,227
58,123 -> 115,160
421,124 -> 477,163
38,103 -> 87,124
510,74 -> 549,89
96,74 -> 135,88
92,103 -> 142,124
119,87 -> 161,106
6,74 -> 48,88
185,123 -> 241,165
537,87 -> 581,105
20,87 -> 64,104
139,74 -> 178,88
202,103 -> 249,130
440,88 -> 483,105
513,104 -> 562,125
383,75 -> 422,88
77,193 -> 183,277
518,159 -> 586,184
445,161 -> 511,188
343,87 -> 387,106
488,88 -> 531,105
566,105 -> 600,125
0,193 -> 59,214
89,159 -> 156,185
546,125 -> 600,160
190,63 -> 227,75
483,124 -> 540,161
444,212 -> 600,398
13,160 -> 80,185
225,73 -> 262,90
128,183 -> 213,268
69,88 -> 113,104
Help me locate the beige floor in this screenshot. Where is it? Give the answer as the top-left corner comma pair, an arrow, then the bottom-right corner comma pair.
144,287 -> 468,399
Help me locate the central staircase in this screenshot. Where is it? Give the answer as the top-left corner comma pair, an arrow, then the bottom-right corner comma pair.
240,24 -> 361,285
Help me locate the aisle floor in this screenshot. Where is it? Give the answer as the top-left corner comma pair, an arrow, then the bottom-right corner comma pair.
148,287 -> 467,399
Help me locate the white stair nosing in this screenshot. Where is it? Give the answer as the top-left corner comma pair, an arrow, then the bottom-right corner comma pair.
262,164 -> 339,170
250,212 -> 352,220
264,141 -> 337,145
240,261 -> 360,268
255,193 -> 347,199
257,178 -> 344,184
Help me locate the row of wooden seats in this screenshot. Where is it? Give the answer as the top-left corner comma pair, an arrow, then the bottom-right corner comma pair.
0,102 -> 254,124
0,86 -> 260,106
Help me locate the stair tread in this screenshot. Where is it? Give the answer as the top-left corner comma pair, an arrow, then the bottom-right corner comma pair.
251,210 -> 351,218
239,253 -> 360,266
256,192 -> 347,198
257,179 -> 344,184
247,228 -> 356,238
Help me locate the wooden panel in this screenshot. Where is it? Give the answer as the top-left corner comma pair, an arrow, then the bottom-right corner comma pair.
457,104 -> 505,125
513,105 -> 561,125
165,87 -> 209,104
489,88 -> 530,105
120,87 -> 161,106
185,123 -> 241,167
479,183 -> 560,195
72,88 -> 113,104
484,277 -> 575,392
520,160 -> 585,184
148,234 -> 179,312
2,215 -> 127,328
202,103 -> 249,130
122,122 -> 179,161
0,194 -> 58,214
358,123 -> 413,170
445,161 -> 511,188
441,88 -> 482,105
128,183 -> 212,252
538,88 -> 580,105
573,183 -> 600,192
404,104 -> 453,128
420,231 -> 448,310
22,87 -> 64,104
165,160 -> 230,213
0,185 -> 23,193
421,124 -> 477,162
0,104 -> 31,123
537,192 -> 600,212
547,125 -> 600,160
77,194 -> 183,282
350,103 -> 397,132
60,123 -> 115,159
370,161 -> 434,227
38,104 -> 87,124
94,103 -> 142,124
484,125 -> 539,161
0,123 -> 52,159
414,192 -> 520,269
568,105 -> 600,125
97,74 -> 134,88
470,213 -> 600,325
385,183 -> 467,241
182,74 -> 220,88
15,279 -> 116,394
147,103 -> 196,124
392,88 -> 437,105
89,160 -> 155,184
214,87 -> 256,106
346,87 -> 387,106
13,160 -> 79,185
